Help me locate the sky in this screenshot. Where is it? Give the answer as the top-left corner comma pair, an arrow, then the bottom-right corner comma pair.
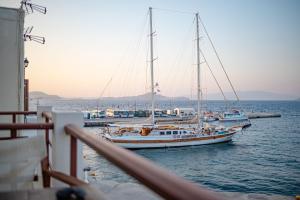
1,0 -> 300,98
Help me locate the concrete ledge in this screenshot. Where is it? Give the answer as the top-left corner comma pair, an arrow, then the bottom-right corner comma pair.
93,181 -> 293,200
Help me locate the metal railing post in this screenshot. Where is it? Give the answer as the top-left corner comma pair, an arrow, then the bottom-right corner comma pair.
11,113 -> 16,138
70,135 -> 77,178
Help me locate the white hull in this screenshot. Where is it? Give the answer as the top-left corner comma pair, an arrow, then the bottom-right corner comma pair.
203,118 -> 217,122
218,117 -> 248,122
105,132 -> 236,149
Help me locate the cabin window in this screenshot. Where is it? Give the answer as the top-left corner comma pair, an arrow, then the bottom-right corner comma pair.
160,132 -> 165,135
173,131 -> 178,135
166,131 -> 171,135
179,131 -> 182,134
183,131 -> 187,134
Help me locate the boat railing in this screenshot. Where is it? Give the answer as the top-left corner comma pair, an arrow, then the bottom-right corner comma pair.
0,109 -> 220,200
0,111 -> 37,138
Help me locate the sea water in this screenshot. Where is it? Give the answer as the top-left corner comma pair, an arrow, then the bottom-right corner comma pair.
32,100 -> 300,196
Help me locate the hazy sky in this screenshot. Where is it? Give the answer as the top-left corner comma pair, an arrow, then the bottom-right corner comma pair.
1,0 -> 300,98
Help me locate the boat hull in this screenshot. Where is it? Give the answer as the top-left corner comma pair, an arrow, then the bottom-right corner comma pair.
218,117 -> 249,122
106,132 -> 236,149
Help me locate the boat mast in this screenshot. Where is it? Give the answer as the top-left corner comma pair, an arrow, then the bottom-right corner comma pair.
149,7 -> 155,126
196,12 -> 202,129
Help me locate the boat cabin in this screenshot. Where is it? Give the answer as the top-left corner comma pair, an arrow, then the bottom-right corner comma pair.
157,130 -> 189,135
221,110 -> 246,118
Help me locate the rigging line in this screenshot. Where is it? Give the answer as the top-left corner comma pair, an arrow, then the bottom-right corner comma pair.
97,78 -> 113,105
145,35 -> 150,94
164,17 -> 195,94
153,17 -> 160,90
198,15 -> 240,101
120,10 -> 149,97
128,16 -> 149,97
190,54 -> 195,100
152,7 -> 195,15
200,49 -> 228,103
104,10 -> 148,98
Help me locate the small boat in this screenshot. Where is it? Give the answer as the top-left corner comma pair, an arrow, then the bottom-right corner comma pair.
218,109 -> 249,122
104,8 -> 241,149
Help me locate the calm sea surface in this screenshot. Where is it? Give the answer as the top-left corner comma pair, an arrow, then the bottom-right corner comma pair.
33,100 -> 300,196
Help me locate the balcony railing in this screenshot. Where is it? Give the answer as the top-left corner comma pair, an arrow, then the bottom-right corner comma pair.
0,110 -> 221,200
0,111 -> 37,138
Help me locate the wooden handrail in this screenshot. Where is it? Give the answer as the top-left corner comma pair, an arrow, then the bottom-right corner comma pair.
0,111 -> 38,138
0,111 -> 37,115
65,124 -> 220,200
0,136 -> 28,140
44,170 -> 87,186
0,111 -> 81,189
0,123 -> 54,130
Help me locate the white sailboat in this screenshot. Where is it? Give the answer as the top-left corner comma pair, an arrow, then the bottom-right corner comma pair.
104,7 -> 242,149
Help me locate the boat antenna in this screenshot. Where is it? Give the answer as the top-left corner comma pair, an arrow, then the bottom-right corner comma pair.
196,13 -> 202,129
149,7 -> 155,126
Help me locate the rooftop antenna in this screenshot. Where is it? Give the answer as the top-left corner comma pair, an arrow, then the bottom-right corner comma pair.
23,26 -> 45,44
20,0 -> 47,14
21,0 -> 46,44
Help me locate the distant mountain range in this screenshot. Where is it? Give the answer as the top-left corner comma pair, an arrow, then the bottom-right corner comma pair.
29,91 -> 61,100
29,91 -> 298,101
205,91 -> 298,101
29,91 -> 188,101
99,92 -> 189,101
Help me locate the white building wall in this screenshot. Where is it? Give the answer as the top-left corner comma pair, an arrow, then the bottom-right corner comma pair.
0,7 -> 25,123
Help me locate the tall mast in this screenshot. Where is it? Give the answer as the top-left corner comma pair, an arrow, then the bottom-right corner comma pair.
196,12 -> 202,129
149,7 -> 155,126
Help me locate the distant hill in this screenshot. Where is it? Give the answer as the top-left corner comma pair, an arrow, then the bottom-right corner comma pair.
100,92 -> 189,101
30,90 -> 297,101
29,91 -> 61,100
29,91 -> 188,101
206,91 -> 297,101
